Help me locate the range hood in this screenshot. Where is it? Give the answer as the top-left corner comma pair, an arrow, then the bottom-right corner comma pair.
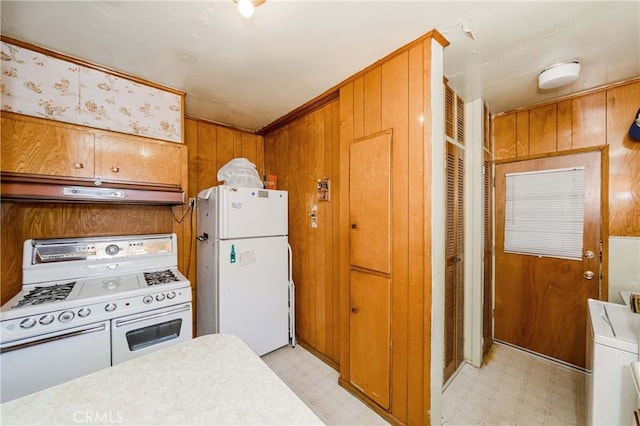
1,181 -> 184,205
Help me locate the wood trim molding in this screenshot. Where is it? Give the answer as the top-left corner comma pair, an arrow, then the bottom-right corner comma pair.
492,144 -> 608,165
338,377 -> 402,425
1,35 -> 186,96
296,338 -> 340,372
184,115 -> 256,134
492,76 -> 640,118
256,90 -> 339,135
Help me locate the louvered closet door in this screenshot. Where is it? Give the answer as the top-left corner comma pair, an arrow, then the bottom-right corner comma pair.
482,155 -> 493,357
444,142 -> 464,384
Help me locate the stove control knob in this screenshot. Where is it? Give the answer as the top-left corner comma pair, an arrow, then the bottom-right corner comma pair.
58,311 -> 75,323
167,291 -> 176,300
78,308 -> 91,318
39,314 -> 55,325
20,318 -> 36,329
156,293 -> 166,302
143,295 -> 153,304
105,303 -> 117,312
105,244 -> 120,256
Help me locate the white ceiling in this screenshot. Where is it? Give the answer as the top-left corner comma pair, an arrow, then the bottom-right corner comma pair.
1,1 -> 639,132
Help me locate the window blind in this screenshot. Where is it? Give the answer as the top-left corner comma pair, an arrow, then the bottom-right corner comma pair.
505,167 -> 585,260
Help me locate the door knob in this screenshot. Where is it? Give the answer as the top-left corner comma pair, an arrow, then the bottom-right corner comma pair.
583,271 -> 595,280
351,223 -> 357,229
351,307 -> 359,313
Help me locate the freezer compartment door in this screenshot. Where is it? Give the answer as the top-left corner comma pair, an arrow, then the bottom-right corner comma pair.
219,186 -> 288,239
218,236 -> 289,356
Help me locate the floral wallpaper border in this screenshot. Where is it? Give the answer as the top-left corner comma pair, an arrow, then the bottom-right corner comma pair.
1,42 -> 182,143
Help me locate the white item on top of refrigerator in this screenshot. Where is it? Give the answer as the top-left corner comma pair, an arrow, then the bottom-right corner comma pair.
196,185 -> 293,356
216,158 -> 263,189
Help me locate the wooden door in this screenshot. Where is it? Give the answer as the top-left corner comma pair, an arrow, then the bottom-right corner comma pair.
1,114 -> 95,179
98,134 -> 183,187
349,131 -> 391,274
349,130 -> 391,408
349,270 -> 390,409
494,151 -> 602,368
482,155 -> 493,357
443,142 -> 464,383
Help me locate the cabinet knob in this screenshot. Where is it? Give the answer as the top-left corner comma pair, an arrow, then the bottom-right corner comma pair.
351,307 -> 359,314
351,223 -> 358,229
111,166 -> 120,173
73,162 -> 84,169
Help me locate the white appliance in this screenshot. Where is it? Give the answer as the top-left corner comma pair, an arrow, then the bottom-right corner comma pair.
586,298 -> 640,425
197,185 -> 294,356
0,233 -> 192,403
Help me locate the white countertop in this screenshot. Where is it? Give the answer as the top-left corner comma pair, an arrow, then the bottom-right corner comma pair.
0,334 -> 324,425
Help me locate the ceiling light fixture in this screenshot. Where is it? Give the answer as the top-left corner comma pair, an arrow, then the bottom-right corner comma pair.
233,0 -> 266,18
538,60 -> 581,90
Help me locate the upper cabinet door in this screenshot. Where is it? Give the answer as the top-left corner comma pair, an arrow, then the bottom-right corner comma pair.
1,115 -> 94,179
349,130 -> 392,274
98,134 -> 182,187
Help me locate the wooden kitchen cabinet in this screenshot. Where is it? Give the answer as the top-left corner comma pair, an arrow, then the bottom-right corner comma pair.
98,134 -> 183,187
349,270 -> 390,409
1,112 -> 186,191
1,114 -> 95,179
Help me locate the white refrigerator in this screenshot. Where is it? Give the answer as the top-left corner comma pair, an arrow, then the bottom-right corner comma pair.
196,185 -> 294,356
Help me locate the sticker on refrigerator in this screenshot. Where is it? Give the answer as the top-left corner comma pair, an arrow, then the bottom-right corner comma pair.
230,245 -> 236,263
238,250 -> 256,267
231,202 -> 242,209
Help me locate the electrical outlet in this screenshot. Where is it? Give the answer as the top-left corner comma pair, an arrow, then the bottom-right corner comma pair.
189,198 -> 196,208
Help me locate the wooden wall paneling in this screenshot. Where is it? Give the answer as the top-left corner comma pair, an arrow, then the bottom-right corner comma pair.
607,81 -> 640,236
557,99 -> 573,151
381,51 -> 409,422
353,77 -> 365,140
232,130 -> 243,159
516,111 -> 530,157
406,42 -> 425,425
197,122 -> 217,191
320,106 -> 333,358
216,127 -> 235,181
330,100 -> 341,364
256,135 -> 265,177
492,113 -> 517,160
364,67 -> 383,136
572,91 -> 606,149
528,104 -> 557,155
310,108 -> 326,353
240,132 -> 258,172
1,203 -> 172,305
339,82 -> 355,380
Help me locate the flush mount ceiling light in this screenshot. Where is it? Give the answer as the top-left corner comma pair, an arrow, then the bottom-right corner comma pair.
233,0 -> 266,18
538,60 -> 581,90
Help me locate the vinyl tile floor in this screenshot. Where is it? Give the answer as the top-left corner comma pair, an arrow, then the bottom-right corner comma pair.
442,342 -> 586,425
263,342 -> 584,426
262,344 -> 390,425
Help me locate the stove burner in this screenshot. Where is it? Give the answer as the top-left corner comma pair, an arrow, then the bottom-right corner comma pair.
144,270 -> 179,286
13,282 -> 76,308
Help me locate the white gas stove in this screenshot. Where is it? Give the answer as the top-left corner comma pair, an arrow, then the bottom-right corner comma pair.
0,233 -> 193,403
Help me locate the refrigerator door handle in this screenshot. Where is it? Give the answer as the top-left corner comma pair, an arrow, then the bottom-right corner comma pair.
288,243 -> 296,347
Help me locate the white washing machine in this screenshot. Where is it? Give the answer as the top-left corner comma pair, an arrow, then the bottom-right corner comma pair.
587,298 -> 640,425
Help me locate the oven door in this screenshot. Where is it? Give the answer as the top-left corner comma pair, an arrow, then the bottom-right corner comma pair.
0,321 -> 111,403
111,303 -> 192,365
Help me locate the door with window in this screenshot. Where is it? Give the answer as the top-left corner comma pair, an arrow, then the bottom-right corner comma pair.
494,151 -> 602,368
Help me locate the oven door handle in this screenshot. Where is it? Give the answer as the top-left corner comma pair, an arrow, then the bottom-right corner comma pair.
0,323 -> 107,354
114,304 -> 191,328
